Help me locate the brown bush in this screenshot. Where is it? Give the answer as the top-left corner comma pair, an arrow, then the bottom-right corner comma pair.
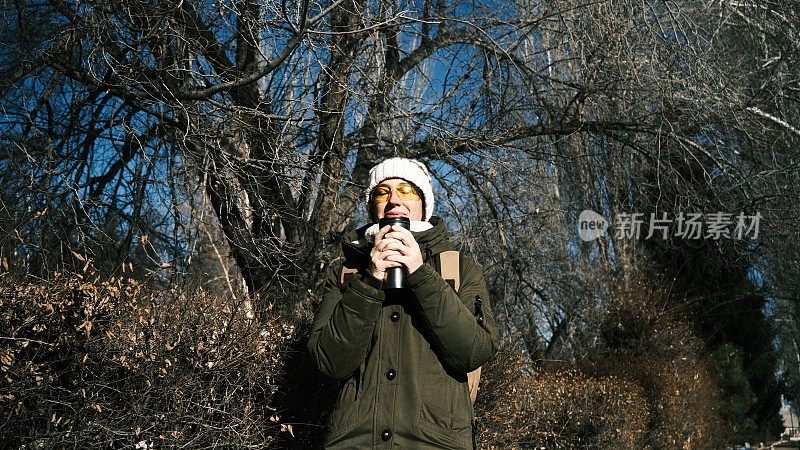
582,280 -> 726,449
475,344 -> 650,449
0,269 -> 727,449
474,278 -> 725,450
0,269 -> 300,448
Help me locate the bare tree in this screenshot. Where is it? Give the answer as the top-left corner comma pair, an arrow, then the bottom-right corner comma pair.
1,0 -> 798,334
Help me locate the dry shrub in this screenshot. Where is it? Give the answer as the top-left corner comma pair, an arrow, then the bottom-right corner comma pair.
0,270 -> 301,448
476,344 -> 649,449
475,278 -> 725,450
1,268 -> 726,449
583,280 -> 726,449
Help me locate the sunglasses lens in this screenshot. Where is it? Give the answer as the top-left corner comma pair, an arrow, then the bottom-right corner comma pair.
396,185 -> 420,200
372,184 -> 421,203
372,187 -> 392,203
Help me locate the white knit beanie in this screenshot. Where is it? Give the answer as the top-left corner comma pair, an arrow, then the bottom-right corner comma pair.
365,157 -> 435,221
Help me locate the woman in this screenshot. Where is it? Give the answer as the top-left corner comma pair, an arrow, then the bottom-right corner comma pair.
307,157 -> 499,449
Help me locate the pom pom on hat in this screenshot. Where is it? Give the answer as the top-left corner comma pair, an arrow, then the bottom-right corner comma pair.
365,157 -> 434,221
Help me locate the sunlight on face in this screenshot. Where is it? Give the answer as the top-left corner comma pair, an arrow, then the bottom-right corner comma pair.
372,178 -> 424,222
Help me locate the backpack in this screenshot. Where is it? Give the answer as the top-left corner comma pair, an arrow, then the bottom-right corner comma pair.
340,250 -> 484,404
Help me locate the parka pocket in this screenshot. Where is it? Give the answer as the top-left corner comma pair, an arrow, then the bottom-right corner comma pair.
414,399 -> 472,449
325,378 -> 364,444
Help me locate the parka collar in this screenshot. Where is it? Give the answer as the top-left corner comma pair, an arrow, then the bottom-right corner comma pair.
342,216 -> 454,261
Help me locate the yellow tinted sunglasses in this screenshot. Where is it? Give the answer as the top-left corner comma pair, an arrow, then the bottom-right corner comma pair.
371,183 -> 422,203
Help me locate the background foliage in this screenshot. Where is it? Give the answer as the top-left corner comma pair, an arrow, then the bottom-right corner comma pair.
2,0 -> 800,447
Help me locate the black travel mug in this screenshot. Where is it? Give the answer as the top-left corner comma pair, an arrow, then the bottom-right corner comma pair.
379,216 -> 411,290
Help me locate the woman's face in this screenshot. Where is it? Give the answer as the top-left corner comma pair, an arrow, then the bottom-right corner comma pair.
371,178 -> 424,222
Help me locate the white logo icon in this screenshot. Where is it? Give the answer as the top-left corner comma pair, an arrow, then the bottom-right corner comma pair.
578,210 -> 608,242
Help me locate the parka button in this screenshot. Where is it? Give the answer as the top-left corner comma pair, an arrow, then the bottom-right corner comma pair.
389,311 -> 400,322
386,369 -> 396,380
381,429 -> 392,441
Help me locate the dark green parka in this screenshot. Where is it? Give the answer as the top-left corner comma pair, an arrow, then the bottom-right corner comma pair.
307,217 -> 499,449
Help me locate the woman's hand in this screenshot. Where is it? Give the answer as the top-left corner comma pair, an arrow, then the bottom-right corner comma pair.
369,225 -> 423,281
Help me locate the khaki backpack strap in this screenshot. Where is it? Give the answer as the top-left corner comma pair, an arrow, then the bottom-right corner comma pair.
439,250 -> 460,292
440,250 -> 482,405
467,367 -> 482,404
